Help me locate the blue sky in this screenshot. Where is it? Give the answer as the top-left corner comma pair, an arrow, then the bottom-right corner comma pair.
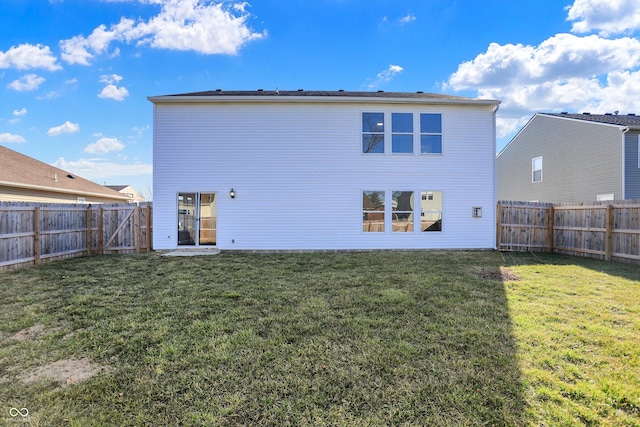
2,0 -> 640,200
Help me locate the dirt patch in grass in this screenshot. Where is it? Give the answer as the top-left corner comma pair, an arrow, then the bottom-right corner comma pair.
20,358 -> 111,388
10,324 -> 46,341
476,267 -> 520,281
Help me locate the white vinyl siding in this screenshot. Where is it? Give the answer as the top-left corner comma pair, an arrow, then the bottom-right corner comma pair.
152,100 -> 496,250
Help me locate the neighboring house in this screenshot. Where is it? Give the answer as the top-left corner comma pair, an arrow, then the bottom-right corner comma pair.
497,112 -> 640,203
105,185 -> 146,203
0,145 -> 128,203
148,90 -> 500,250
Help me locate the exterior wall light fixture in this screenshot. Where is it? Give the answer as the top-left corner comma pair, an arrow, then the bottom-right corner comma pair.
229,188 -> 236,199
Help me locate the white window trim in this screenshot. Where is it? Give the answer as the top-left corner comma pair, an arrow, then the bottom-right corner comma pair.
532,156 -> 543,183
362,189 -> 443,234
361,111 -> 443,156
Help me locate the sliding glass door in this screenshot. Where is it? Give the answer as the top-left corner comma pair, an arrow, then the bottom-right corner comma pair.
177,192 -> 216,246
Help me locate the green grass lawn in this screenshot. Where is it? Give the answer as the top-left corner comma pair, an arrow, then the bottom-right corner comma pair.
0,251 -> 638,426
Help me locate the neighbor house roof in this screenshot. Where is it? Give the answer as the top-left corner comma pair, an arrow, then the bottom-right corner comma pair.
0,145 -> 128,201
540,112 -> 640,129
149,89 -> 500,106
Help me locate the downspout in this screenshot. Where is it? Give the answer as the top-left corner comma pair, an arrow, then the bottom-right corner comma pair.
622,127 -> 629,200
492,103 -> 500,249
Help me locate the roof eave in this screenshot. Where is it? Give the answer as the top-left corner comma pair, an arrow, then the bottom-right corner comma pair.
0,180 -> 130,201
147,94 -> 500,107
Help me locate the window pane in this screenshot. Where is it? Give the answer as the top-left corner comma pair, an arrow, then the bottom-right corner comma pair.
363,191 -> 385,232
420,114 -> 441,133
363,134 -> 384,153
533,157 -> 542,170
392,113 -> 413,133
362,112 -> 384,132
392,191 -> 414,232
421,135 -> 442,154
392,135 -> 413,153
533,170 -> 542,182
420,191 -> 442,232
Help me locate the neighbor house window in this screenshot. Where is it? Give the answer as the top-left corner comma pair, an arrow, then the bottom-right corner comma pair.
392,191 -> 414,232
392,113 -> 413,154
420,191 -> 442,232
532,156 -> 543,183
420,114 -> 442,154
362,113 -> 384,153
363,191 -> 385,232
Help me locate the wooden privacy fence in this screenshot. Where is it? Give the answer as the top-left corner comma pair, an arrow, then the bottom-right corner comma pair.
497,200 -> 640,264
0,202 -> 152,271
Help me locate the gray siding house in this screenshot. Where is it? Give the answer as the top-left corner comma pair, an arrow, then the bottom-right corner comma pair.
497,113 -> 640,203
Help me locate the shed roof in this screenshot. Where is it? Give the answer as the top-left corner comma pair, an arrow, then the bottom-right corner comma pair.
0,145 -> 128,201
540,112 -> 640,128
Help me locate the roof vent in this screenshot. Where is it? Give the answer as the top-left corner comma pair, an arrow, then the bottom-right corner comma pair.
417,91 -> 424,94
583,112 -> 591,115
628,113 -> 636,116
605,113 -> 612,116
377,90 -> 384,93
297,89 -> 304,92
338,89 -> 344,92
561,112 -> 568,115
54,173 -> 58,181
257,88 -> 263,92
67,174 -> 75,179
215,88 -> 222,92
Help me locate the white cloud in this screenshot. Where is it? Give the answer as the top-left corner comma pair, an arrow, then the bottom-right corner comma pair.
0,133 -> 26,143
59,1 -> 266,65
448,34 -> 640,90
7,74 -> 46,91
567,0 -> 640,36
367,64 -> 404,89
98,84 -> 129,101
0,43 -> 62,71
399,14 -> 416,24
446,28 -> 640,139
47,120 -> 80,136
52,157 -> 152,179
13,108 -> 27,117
84,137 -> 125,154
100,73 -> 124,84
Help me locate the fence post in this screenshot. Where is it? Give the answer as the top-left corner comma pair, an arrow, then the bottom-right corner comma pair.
605,204 -> 613,261
496,202 -> 502,250
97,206 -> 104,255
33,206 -> 41,265
547,205 -> 554,253
146,204 -> 152,252
135,206 -> 141,253
86,205 -> 92,256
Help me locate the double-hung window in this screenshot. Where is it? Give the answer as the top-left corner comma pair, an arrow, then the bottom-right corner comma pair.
363,190 -> 442,233
363,191 -> 385,232
362,113 -> 385,153
532,156 -> 542,183
392,113 -> 413,154
420,114 -> 442,154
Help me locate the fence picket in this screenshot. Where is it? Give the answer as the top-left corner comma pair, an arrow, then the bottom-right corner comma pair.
0,202 -> 153,271
498,200 -> 640,265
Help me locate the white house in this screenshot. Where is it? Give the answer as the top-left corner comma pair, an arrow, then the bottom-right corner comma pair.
148,90 -> 500,251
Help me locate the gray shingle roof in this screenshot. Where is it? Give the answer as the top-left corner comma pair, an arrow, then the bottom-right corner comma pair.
541,112 -> 640,127
165,89 -> 467,99
0,145 -> 128,200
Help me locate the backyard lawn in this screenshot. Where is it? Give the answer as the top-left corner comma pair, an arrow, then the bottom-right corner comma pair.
0,251 -> 638,426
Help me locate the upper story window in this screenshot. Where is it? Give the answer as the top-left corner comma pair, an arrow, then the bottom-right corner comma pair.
363,112 -> 443,155
420,114 -> 442,154
392,113 -> 413,154
362,112 -> 384,154
532,156 -> 543,183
